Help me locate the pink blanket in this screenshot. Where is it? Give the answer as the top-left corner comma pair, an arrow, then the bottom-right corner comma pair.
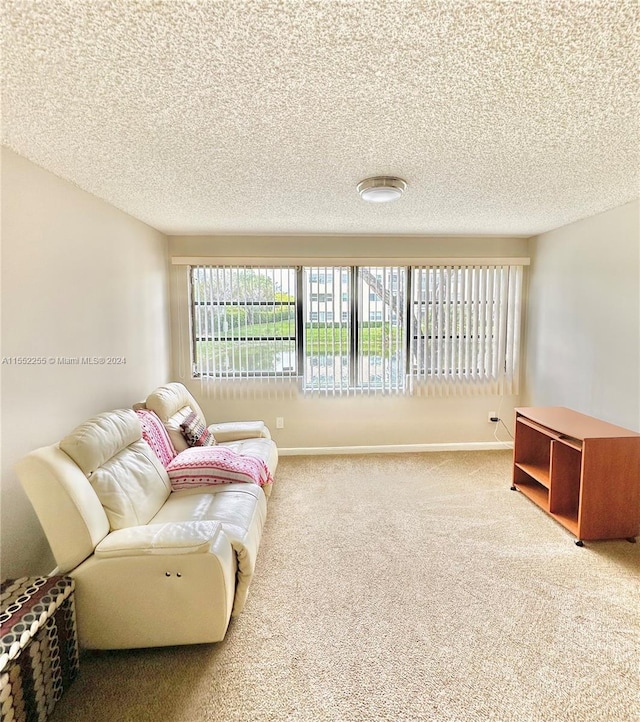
166,445 -> 273,491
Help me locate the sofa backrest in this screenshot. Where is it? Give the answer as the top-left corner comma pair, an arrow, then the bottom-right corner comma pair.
60,409 -> 172,530
145,382 -> 207,453
16,409 -> 172,573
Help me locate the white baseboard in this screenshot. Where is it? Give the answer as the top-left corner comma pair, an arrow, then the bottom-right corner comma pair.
279,441 -> 513,456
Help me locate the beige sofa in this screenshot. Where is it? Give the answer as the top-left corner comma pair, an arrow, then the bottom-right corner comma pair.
16,399 -> 278,650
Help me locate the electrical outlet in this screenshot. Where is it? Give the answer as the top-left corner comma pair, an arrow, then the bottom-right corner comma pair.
276,417 -> 284,429
488,411 -> 498,423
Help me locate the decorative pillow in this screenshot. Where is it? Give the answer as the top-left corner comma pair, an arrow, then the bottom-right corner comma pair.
135,409 -> 177,468
194,427 -> 216,446
180,408 -> 216,447
166,446 -> 272,491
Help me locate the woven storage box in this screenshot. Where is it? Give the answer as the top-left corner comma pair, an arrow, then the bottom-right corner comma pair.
0,577 -> 79,722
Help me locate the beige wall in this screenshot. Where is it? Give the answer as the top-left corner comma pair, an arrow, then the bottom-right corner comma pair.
0,148 -> 171,577
168,234 -> 530,450
523,200 -> 640,431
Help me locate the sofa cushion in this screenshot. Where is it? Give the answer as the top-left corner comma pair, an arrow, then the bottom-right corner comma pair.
60,409 -> 141,476
150,484 -> 267,615
136,408 -> 177,467
61,410 -> 171,530
222,437 -> 279,477
89,442 -> 172,530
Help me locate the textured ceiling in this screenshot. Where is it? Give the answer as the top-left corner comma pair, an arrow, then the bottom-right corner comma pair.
2,0 -> 639,236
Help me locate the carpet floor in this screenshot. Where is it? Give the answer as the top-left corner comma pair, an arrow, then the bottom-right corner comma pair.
50,451 -> 640,721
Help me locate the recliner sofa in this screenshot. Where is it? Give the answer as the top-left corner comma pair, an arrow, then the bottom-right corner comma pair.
16,392 -> 278,650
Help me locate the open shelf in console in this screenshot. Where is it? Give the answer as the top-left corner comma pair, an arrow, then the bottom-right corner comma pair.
513,416 -> 559,489
548,438 -> 582,528
512,468 -> 549,510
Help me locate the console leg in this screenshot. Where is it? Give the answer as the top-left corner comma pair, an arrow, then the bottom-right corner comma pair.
510,485 -> 517,491
626,537 -> 637,543
575,540 -> 584,547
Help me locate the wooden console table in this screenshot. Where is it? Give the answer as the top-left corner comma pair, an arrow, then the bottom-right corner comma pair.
511,407 -> 640,544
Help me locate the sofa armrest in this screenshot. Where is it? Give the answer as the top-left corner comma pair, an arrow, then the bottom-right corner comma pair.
75,521 -> 237,648
95,521 -> 224,557
208,420 -> 271,442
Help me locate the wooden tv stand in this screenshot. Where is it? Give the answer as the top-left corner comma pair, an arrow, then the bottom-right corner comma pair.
511,407 -> 640,544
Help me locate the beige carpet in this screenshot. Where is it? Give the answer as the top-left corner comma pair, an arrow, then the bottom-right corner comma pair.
50,451 -> 640,722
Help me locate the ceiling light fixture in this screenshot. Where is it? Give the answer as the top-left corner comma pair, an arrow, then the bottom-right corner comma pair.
357,176 -> 407,203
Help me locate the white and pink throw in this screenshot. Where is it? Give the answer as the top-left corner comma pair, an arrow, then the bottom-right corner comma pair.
166,445 -> 273,491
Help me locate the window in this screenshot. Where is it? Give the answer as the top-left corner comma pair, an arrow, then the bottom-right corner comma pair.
191,266 -> 297,379
190,263 -> 523,396
355,267 -> 406,394
408,265 -> 523,395
303,266 -> 351,393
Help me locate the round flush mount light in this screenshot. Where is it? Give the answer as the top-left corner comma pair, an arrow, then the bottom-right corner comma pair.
357,176 -> 407,203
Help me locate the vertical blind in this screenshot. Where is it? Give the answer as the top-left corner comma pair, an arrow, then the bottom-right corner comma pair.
191,265 -> 297,394
408,265 -> 523,395
356,266 -> 406,395
303,266 -> 351,394
189,263 -> 524,397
